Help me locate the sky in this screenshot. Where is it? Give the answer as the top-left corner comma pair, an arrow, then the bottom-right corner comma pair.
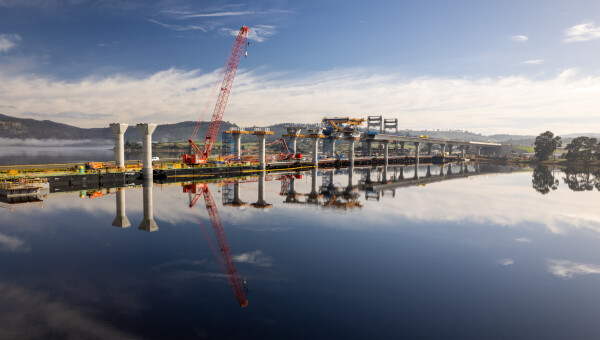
0,0 -> 600,135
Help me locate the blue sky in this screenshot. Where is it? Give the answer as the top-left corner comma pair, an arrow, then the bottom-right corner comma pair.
1,0 -> 600,134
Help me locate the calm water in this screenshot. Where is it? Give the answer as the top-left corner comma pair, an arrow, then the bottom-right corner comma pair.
1,163 -> 600,339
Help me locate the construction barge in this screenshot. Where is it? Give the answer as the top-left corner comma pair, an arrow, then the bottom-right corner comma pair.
1,154 -> 458,194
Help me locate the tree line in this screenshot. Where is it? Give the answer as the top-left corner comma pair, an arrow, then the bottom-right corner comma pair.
534,131 -> 599,163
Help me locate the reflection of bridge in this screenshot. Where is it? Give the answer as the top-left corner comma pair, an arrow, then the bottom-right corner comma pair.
356,163 -> 480,197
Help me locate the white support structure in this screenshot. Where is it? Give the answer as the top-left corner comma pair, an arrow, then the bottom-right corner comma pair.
109,123 -> 128,169
257,134 -> 266,170
348,139 -> 355,167
136,123 -> 157,179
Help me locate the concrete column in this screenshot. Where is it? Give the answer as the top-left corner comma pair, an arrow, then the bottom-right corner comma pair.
139,179 -> 158,232
440,165 -> 445,177
426,165 -> 431,177
110,123 -> 128,169
427,143 -> 432,155
383,141 -> 389,168
257,134 -> 266,170
413,164 -> 419,179
448,144 -> 454,156
290,136 -> 298,155
366,140 -> 372,157
440,144 -> 446,156
136,123 -> 157,179
112,189 -> 130,228
400,142 -> 405,155
331,139 -> 336,155
312,137 -> 319,167
414,141 -> 421,166
234,133 -> 242,159
348,139 -> 355,167
477,146 -> 482,156
461,145 -> 466,158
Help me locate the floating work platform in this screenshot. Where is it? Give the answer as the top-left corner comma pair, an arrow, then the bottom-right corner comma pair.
0,180 -> 47,197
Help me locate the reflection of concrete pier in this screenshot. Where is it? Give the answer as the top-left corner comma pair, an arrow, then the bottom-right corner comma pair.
251,172 -> 273,209
112,189 -> 131,228
224,182 -> 248,208
357,163 -> 480,193
139,179 -> 158,232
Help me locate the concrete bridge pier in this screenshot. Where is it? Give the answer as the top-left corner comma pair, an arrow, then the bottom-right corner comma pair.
400,142 -> 405,155
311,137 -> 320,167
139,179 -> 158,232
250,129 -> 273,170
427,143 -> 433,155
426,165 -> 431,177
137,123 -> 157,179
229,130 -> 249,160
112,189 -> 130,228
476,146 -> 482,156
440,143 -> 446,156
414,141 -> 421,166
348,139 -> 355,167
383,141 -> 389,168
366,140 -> 373,157
461,145 -> 466,158
258,135 -> 266,170
448,144 -> 454,156
110,123 -> 128,169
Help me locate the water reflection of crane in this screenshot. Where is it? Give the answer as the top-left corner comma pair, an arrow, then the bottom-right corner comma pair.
183,182 -> 248,307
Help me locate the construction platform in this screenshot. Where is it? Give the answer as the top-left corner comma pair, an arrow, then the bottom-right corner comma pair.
0,154 -> 462,194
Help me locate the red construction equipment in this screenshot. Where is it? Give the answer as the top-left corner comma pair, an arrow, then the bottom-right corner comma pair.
184,26 -> 250,165
184,182 -> 248,307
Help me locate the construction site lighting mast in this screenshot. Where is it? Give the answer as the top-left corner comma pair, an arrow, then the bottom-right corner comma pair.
184,26 -> 250,165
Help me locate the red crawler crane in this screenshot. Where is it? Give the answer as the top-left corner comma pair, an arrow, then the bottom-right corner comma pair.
184,26 -> 250,165
184,183 -> 248,307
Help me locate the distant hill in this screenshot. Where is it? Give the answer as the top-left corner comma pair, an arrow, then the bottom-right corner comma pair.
0,113 -> 597,146
0,113 -> 240,143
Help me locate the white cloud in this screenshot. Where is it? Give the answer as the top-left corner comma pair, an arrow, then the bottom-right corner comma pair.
220,25 -> 276,42
3,67 -> 600,134
147,19 -> 206,32
0,34 -> 20,52
233,250 -> 273,267
498,258 -> 514,266
176,11 -> 253,19
564,21 -> 600,42
547,259 -> 600,278
0,233 -> 28,252
515,237 -> 531,243
511,35 -> 528,42
524,59 -> 544,65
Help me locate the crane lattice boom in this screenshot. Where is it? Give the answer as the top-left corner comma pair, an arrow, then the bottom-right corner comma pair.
185,26 -> 249,164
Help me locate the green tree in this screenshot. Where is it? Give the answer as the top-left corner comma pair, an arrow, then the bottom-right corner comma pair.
534,131 -> 561,161
565,136 -> 599,162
